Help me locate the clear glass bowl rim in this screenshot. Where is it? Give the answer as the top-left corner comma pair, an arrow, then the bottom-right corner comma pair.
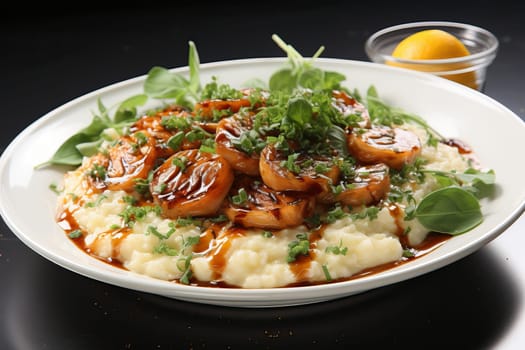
365,21 -> 499,66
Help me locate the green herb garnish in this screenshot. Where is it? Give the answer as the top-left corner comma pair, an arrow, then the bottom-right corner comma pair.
68,230 -> 83,239
287,233 -> 310,263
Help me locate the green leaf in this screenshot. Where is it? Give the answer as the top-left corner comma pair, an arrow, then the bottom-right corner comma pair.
269,68 -> 297,93
97,98 -> 110,122
81,115 -> 110,136
117,93 -> 148,111
425,168 -> 496,199
470,180 -> 496,199
242,77 -> 268,89
36,99 -> 142,168
37,114 -> 112,167
36,132 -> 97,168
114,94 -> 148,123
188,40 -> 200,94
286,97 -> 312,126
113,109 -> 136,124
323,71 -> 346,90
415,186 -> 483,235
456,168 -> 496,185
142,41 -> 201,106
76,139 -> 104,157
367,85 -> 379,99
298,68 -> 324,90
433,173 -> 457,187
143,66 -> 190,99
269,34 -> 342,94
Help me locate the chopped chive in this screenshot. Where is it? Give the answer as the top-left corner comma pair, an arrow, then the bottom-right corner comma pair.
68,230 -> 83,239
262,231 -> 274,238
322,264 -> 332,281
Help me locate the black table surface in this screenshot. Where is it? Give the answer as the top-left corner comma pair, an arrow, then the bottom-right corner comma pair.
2,2 -> 525,349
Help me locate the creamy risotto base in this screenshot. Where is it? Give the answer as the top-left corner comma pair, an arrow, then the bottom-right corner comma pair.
56,124 -> 471,288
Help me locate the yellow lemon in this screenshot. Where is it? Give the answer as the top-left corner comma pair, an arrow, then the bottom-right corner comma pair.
387,29 -> 478,89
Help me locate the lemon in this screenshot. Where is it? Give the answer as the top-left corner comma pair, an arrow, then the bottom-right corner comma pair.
387,29 -> 478,89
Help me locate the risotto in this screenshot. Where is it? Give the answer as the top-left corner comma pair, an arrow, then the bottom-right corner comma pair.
49,38 -> 494,289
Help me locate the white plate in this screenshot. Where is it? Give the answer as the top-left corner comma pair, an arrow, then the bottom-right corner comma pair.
1,58 -> 525,308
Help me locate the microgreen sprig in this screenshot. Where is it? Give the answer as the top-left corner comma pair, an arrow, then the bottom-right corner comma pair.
269,34 -> 345,93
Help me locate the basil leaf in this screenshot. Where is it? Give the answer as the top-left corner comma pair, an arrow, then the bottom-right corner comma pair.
36,133 -> 97,168
76,139 -> 104,157
415,186 -> 483,235
470,180 -> 496,199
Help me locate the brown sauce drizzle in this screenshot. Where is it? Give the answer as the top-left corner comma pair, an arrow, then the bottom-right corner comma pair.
387,203 -> 407,243
57,204 -> 130,269
206,226 -> 245,281
57,194 -> 452,289
86,228 -> 131,261
59,200 -> 452,288
289,254 -> 312,282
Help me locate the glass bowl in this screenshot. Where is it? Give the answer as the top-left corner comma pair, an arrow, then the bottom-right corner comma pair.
365,21 -> 499,91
